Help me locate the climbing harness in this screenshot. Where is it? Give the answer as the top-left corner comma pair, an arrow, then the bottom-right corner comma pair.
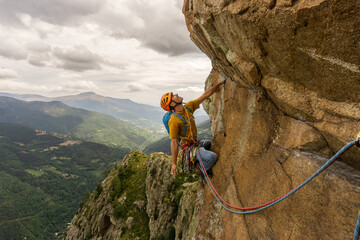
197,135 -> 359,214
177,141 -> 198,173
354,211 -> 360,240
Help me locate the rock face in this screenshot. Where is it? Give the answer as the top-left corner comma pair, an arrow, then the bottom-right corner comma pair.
183,0 -> 360,239
146,153 -> 201,240
65,151 -> 201,240
65,151 -> 151,240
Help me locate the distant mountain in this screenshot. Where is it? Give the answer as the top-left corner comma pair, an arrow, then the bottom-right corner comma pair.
56,92 -> 166,130
0,96 -> 164,149
0,92 -> 165,130
0,92 -> 50,102
0,122 -> 129,240
0,92 -> 209,131
193,113 -> 210,124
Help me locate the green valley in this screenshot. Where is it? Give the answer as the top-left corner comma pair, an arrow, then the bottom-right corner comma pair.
0,123 -> 129,240
0,96 -> 165,150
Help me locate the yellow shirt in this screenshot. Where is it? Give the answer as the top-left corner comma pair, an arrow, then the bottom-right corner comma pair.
168,99 -> 200,142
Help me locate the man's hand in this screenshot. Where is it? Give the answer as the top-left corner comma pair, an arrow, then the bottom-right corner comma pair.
219,78 -> 227,86
197,78 -> 227,104
171,163 -> 177,177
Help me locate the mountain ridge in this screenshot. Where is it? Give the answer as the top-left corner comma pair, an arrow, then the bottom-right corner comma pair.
0,96 -> 163,149
0,92 -> 163,129
0,92 -> 209,131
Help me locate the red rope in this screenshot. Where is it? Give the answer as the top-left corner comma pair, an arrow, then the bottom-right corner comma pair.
197,146 -> 351,211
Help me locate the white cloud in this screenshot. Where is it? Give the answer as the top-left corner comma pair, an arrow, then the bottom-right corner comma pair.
0,79 -> 55,91
28,52 -> 51,67
0,78 -> 98,94
126,83 -> 151,92
175,87 -> 204,93
0,37 -> 28,60
107,0 -> 199,56
58,72 -> 83,78
17,13 -> 63,38
0,68 -> 20,79
26,39 -> 51,52
1,0 -> 105,26
60,80 -> 99,90
52,45 -> 103,72
0,0 -> 212,105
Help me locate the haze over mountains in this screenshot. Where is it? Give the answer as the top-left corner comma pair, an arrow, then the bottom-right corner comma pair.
0,92 -> 210,131
0,96 -> 163,150
0,92 -> 164,130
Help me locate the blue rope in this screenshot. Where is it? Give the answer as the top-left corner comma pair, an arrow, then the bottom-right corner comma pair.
200,141 -> 356,214
354,211 -> 360,240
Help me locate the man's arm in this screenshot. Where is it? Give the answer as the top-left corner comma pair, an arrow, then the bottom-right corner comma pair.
197,79 -> 227,104
170,138 -> 179,176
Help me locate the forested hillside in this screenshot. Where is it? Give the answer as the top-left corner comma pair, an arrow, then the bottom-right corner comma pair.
0,92 -> 210,132
0,96 -> 165,150
0,92 -> 165,131
56,92 -> 165,130
0,123 -> 129,240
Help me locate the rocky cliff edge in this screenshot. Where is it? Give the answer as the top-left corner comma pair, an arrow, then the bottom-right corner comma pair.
183,0 -> 360,239
65,151 -> 202,240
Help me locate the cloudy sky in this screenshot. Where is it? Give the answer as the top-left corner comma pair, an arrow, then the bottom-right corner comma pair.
0,0 -> 212,106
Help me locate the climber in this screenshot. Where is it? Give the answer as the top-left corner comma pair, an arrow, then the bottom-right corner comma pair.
160,79 -> 226,176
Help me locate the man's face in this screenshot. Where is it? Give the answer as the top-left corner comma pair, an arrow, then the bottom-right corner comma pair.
170,93 -> 183,107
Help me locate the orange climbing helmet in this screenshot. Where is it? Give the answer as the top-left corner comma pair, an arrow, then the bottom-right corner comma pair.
160,92 -> 172,111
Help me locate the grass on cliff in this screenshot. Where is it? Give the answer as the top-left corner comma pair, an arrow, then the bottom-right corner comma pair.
109,151 -> 150,239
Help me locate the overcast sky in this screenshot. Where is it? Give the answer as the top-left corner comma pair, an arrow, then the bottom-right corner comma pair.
0,0 -> 212,106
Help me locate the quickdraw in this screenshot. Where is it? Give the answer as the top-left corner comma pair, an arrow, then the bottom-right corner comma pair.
177,140 -> 199,174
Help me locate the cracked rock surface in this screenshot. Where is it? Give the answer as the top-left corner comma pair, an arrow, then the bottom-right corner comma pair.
183,0 -> 360,239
